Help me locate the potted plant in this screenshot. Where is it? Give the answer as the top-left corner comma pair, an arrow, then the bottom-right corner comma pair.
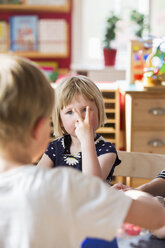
103,12 -> 120,66
130,10 -> 150,38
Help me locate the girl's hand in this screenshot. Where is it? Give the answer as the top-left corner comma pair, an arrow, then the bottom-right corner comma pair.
75,106 -> 102,179
151,225 -> 165,239
74,106 -> 94,142
112,183 -> 132,191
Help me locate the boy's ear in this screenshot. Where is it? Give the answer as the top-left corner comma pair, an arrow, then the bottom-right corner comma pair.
31,117 -> 45,140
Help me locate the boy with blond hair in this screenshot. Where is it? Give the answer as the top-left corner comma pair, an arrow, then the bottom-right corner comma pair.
0,54 -> 165,248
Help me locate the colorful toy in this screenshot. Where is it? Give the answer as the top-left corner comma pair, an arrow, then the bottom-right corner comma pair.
123,223 -> 142,236
143,40 -> 165,86
127,39 -> 152,84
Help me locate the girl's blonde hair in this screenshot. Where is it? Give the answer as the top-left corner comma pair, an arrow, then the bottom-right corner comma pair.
0,55 -> 55,148
53,75 -> 106,137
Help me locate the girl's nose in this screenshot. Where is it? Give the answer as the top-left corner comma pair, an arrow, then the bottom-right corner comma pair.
81,112 -> 86,120
75,114 -> 79,122
78,110 -> 85,119
74,109 -> 85,121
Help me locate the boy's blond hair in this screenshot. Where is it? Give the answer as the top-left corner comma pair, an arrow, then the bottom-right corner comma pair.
53,75 -> 106,137
0,55 -> 54,148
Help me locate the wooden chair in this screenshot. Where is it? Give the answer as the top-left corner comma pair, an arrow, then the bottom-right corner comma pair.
113,151 -> 165,187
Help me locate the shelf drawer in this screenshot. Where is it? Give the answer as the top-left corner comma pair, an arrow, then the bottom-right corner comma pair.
132,131 -> 165,154
132,98 -> 165,128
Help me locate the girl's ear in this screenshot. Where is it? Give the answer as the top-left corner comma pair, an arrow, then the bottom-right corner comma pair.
59,115 -> 63,127
60,120 -> 63,127
31,117 -> 46,140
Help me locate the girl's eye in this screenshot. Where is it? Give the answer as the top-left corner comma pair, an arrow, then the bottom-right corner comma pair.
66,110 -> 73,115
82,107 -> 86,112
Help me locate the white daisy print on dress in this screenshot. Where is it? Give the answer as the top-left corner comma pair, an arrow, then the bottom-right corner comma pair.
61,137 -> 65,148
64,155 -> 79,166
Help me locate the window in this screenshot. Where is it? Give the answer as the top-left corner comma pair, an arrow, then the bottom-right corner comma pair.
72,0 -> 149,70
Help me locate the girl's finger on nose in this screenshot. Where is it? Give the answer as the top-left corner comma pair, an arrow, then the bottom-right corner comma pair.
85,106 -> 90,121
73,108 -> 82,121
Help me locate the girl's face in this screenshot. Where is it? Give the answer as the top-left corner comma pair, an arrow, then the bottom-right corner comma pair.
60,94 -> 99,137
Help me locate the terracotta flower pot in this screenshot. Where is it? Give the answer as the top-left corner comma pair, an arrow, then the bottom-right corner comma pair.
103,48 -> 117,66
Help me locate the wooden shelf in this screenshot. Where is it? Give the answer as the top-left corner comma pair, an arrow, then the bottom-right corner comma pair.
96,87 -> 120,149
105,109 -> 116,113
97,127 -> 116,134
7,51 -> 68,58
104,99 -> 116,103
0,0 -> 71,66
105,138 -> 116,143
106,119 -> 116,124
0,1 -> 70,12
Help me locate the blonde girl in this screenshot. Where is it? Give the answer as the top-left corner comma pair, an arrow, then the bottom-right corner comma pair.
38,75 -> 121,181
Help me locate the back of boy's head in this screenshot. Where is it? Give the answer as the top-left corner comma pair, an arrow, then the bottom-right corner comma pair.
0,55 -> 54,148
53,75 -> 106,137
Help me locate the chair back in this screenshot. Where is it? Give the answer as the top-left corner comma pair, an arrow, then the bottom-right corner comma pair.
114,151 -> 165,179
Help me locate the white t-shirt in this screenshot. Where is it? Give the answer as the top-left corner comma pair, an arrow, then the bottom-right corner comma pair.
0,166 -> 132,248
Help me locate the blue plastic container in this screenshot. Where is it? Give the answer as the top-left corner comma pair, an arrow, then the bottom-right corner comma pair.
81,237 -> 118,248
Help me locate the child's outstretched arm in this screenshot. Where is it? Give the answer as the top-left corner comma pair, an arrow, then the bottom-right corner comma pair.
74,106 -> 116,180
37,153 -> 54,168
137,177 -> 165,197
113,176 -> 165,196
124,190 -> 165,230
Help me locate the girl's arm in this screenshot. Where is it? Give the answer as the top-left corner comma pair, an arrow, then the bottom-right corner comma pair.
37,153 -> 54,168
80,132 -> 103,179
98,152 -> 116,180
137,177 -> 165,197
74,107 -> 102,179
75,107 -> 115,180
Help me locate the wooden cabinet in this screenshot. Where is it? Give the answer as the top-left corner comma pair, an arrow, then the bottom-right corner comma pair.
125,90 -> 165,154
96,84 -> 120,150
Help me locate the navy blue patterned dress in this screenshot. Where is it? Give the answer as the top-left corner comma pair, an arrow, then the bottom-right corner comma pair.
45,133 -> 121,181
